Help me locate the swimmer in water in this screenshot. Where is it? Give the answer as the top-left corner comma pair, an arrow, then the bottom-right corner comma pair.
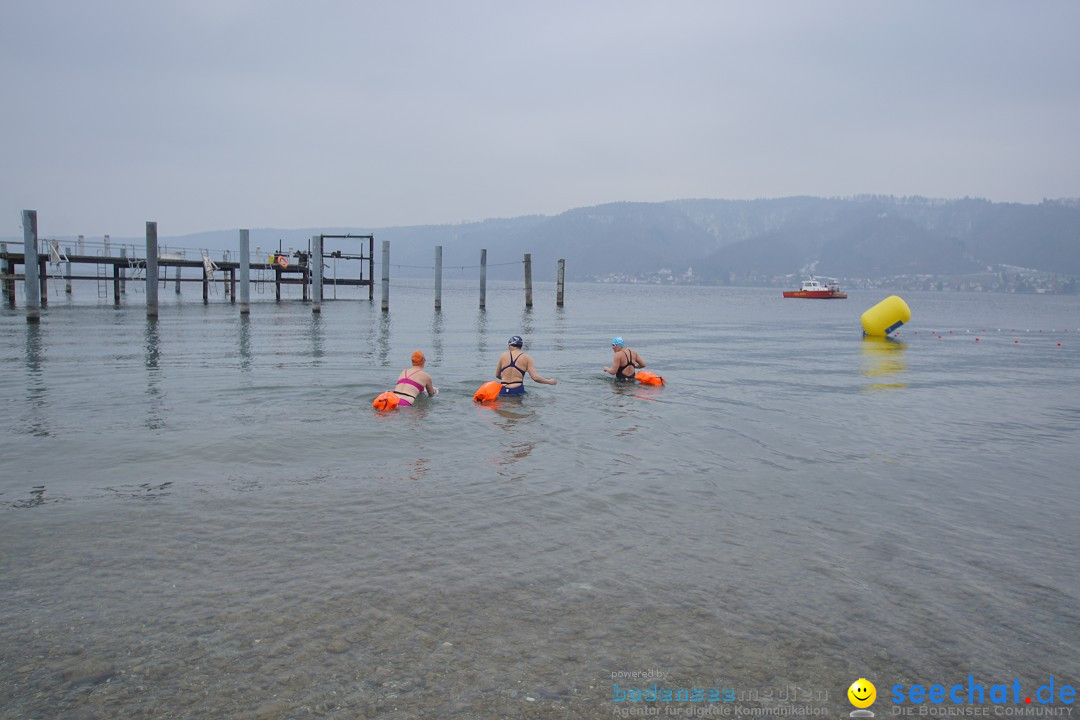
495,335 -> 557,396
604,336 -> 645,381
393,350 -> 437,406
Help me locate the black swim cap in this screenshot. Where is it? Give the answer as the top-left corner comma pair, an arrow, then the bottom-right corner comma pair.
508,335 -> 523,347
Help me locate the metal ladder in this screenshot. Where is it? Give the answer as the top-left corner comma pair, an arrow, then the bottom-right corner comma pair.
96,250 -> 108,298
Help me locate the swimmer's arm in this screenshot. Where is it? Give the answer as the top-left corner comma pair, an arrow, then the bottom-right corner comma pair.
526,357 -> 557,385
425,377 -> 437,396
634,351 -> 646,369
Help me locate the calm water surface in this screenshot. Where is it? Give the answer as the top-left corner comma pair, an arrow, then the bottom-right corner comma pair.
2,282 -> 1078,719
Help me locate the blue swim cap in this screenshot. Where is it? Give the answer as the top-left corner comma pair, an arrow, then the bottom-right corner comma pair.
611,336 -> 625,347
508,335 -> 523,347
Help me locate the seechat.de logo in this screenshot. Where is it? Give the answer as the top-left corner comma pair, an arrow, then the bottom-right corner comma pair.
849,678 -> 877,718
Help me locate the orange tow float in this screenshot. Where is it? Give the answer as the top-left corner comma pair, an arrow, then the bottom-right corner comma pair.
372,391 -> 400,411
635,371 -> 665,386
473,381 -> 502,403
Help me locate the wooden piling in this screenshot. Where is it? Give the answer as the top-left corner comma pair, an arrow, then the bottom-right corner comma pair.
479,249 -> 487,310
239,229 -> 251,314
557,258 -> 565,307
311,235 -> 322,314
145,222 -> 159,317
435,245 -> 443,311
22,212 -> 41,321
381,240 -> 390,312
524,253 -> 533,308
175,265 -> 182,294
1,243 -> 11,304
113,265 -> 121,306
65,248 -> 73,294
39,257 -> 48,306
120,247 -> 128,295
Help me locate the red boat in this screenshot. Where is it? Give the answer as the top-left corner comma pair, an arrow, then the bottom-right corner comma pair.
783,277 -> 847,299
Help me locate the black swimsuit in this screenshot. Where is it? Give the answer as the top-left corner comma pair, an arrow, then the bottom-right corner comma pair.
615,349 -> 636,380
499,351 -> 527,394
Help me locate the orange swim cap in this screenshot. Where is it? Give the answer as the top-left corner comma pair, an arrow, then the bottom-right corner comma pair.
411,350 -> 425,366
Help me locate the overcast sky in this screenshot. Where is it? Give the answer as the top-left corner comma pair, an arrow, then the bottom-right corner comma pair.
2,1 -> 1078,238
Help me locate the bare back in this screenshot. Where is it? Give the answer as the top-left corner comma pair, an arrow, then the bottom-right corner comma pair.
394,366 -> 435,402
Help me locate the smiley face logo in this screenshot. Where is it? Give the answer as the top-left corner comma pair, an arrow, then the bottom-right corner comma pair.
848,678 -> 876,708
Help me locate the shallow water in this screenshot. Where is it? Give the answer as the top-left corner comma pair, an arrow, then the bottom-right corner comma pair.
2,282 -> 1078,719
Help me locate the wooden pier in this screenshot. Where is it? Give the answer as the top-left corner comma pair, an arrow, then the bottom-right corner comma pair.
1,222 -> 375,314
4,211 -> 565,321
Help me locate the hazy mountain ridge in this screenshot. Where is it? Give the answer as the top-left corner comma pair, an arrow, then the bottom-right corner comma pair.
8,196 -> 1079,282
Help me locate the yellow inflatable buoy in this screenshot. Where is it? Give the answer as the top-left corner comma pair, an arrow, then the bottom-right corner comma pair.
861,295 -> 911,337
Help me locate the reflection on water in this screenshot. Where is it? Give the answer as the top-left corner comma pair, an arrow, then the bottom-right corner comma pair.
404,456 -> 430,482
431,310 -> 444,362
144,317 -> 161,370
309,311 -> 324,361
552,304 -> 568,351
24,323 -> 49,437
518,306 -> 534,338
861,335 -> 907,390
376,308 -> 391,366
237,314 -> 252,371
144,318 -> 165,430
476,399 -> 537,480
475,308 -> 488,355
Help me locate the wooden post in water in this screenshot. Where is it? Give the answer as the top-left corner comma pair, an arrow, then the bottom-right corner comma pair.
65,247 -> 73,294
557,258 -> 565,307
22,211 -> 41,322
239,229 -> 251,314
479,249 -> 487,310
38,256 -> 48,306
1,243 -> 10,305
380,240 -> 390,312
524,252 -> 533,308
175,266 -> 181,294
113,265 -> 121,306
145,222 -> 159,317
120,247 -> 128,295
434,245 -> 443,311
311,234 -> 322,314
301,255 -> 309,302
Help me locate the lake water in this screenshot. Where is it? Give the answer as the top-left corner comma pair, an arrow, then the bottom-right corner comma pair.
2,281 -> 1078,719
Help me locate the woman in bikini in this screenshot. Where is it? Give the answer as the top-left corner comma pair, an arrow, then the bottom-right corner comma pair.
495,335 -> 557,396
393,351 -> 438,406
604,336 -> 645,381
